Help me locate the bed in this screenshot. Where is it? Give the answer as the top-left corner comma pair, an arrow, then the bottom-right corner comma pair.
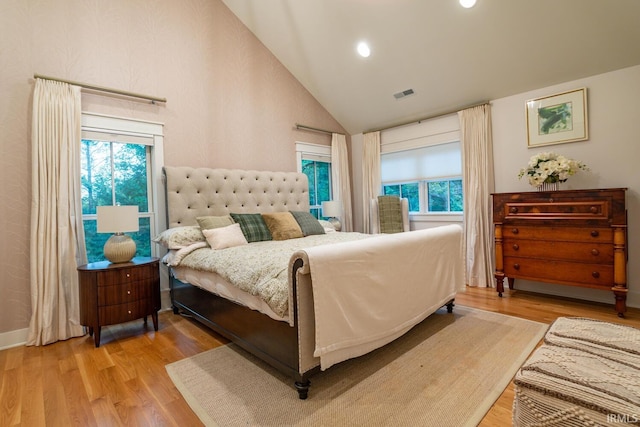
160,166 -> 464,399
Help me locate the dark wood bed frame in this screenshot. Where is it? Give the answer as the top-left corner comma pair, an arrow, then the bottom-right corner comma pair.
169,258 -> 320,399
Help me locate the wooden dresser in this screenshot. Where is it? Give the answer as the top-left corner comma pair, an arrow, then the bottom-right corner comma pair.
492,188 -> 627,317
78,257 -> 160,347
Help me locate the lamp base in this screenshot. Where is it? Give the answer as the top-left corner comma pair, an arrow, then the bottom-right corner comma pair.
104,233 -> 137,263
328,217 -> 342,232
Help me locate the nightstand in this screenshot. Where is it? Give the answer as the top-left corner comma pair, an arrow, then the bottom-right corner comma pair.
78,257 -> 160,347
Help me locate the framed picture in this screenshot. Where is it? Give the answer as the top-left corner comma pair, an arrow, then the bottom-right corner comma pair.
526,87 -> 588,147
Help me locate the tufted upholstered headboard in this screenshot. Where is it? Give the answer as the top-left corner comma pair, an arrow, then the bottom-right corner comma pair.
163,166 -> 310,229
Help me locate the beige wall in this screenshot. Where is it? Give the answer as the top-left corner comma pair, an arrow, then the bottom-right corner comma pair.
0,0 -> 346,338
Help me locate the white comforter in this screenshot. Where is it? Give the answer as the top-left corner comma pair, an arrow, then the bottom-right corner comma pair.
303,224 -> 465,370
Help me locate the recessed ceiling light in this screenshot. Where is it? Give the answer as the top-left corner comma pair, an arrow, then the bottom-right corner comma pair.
459,0 -> 477,8
357,42 -> 371,58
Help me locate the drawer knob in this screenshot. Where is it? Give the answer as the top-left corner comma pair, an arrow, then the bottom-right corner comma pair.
128,310 -> 132,314
127,290 -> 131,295
590,230 -> 599,237
512,244 -> 519,250
509,207 -> 518,214
513,263 -> 520,270
126,273 -> 131,278
590,206 -> 598,214
512,228 -> 519,235
591,249 -> 599,256
592,271 -> 600,278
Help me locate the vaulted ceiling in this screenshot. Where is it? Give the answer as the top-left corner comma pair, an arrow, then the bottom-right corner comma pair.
222,0 -> 640,135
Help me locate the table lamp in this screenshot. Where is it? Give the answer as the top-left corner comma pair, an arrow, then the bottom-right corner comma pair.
97,205 -> 139,263
321,200 -> 342,231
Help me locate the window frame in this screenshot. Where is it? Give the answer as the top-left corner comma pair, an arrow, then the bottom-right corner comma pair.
81,112 -> 166,259
296,142 -> 333,218
380,114 -> 463,224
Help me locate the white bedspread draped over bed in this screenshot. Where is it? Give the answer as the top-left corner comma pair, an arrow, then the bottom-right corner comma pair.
304,224 -> 465,370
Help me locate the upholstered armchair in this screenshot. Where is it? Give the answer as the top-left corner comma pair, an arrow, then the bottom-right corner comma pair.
370,195 -> 410,234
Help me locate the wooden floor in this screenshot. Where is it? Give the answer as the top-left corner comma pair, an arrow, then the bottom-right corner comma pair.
1,287 -> 638,426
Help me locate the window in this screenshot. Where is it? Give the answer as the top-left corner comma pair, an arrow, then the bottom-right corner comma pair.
381,141 -> 462,214
296,142 -> 332,219
81,113 -> 164,263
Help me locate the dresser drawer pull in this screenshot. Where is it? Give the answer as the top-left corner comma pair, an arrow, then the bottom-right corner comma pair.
590,230 -> 599,237
513,263 -> 520,270
128,310 -> 132,314
509,207 -> 518,214
591,249 -> 599,256
127,290 -> 131,295
512,244 -> 519,250
512,228 -> 519,234
590,206 -> 598,214
592,271 -> 600,278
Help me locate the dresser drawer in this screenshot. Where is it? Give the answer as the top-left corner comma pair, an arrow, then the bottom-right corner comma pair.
99,300 -> 152,325
503,200 -> 609,221
97,265 -> 158,286
503,257 -> 613,288
98,279 -> 153,306
502,226 -> 612,243
503,239 -> 614,263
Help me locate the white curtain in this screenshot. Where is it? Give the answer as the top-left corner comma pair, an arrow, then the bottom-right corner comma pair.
331,133 -> 353,232
458,104 -> 495,288
361,131 -> 381,233
28,79 -> 87,346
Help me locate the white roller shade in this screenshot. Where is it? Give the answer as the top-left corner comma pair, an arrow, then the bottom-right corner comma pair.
381,141 -> 461,183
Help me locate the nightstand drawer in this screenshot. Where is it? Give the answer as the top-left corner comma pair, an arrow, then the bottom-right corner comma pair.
97,265 -> 158,287
502,226 -> 612,243
503,257 -> 613,288
98,279 -> 153,306
503,239 -> 614,263
99,300 -> 152,325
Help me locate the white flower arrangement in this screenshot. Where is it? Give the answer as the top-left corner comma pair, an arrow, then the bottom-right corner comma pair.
518,152 -> 589,187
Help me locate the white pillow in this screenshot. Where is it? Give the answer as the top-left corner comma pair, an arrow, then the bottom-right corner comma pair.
202,223 -> 248,250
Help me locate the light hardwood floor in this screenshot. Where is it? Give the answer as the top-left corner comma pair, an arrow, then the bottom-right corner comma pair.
1,287 -> 638,426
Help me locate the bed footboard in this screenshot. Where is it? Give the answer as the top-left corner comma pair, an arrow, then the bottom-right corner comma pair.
169,271 -> 309,389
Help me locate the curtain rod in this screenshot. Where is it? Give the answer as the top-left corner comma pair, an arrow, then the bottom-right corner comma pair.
365,101 -> 489,134
295,123 -> 340,136
33,73 -> 167,104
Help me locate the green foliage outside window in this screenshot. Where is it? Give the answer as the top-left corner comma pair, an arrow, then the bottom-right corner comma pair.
81,140 -> 152,263
383,179 -> 462,213
427,179 -> 463,212
383,183 -> 419,212
301,159 -> 332,219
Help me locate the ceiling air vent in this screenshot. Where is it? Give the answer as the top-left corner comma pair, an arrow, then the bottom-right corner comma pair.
393,89 -> 415,100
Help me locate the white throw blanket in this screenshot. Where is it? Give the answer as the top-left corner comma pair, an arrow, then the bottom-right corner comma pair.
304,224 -> 464,370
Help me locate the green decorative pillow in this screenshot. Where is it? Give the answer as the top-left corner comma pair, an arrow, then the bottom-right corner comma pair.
262,212 -> 304,240
196,215 -> 235,230
290,211 -> 325,236
230,213 -> 273,242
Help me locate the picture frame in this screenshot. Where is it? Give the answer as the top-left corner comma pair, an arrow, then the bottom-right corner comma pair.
526,87 -> 588,147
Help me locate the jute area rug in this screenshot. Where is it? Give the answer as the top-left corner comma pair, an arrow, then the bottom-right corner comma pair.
166,306 -> 547,426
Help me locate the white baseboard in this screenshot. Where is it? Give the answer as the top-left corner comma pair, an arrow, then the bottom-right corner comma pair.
0,327 -> 28,351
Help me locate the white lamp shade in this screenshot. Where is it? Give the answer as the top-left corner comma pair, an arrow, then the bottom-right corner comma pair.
97,205 -> 139,233
321,200 -> 341,217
